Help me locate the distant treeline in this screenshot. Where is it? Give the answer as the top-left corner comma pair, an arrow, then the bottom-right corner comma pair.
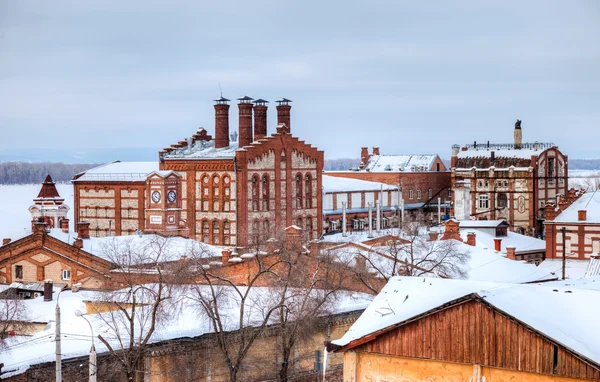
569,159 -> 600,170
0,162 -> 97,184
324,158 -> 360,171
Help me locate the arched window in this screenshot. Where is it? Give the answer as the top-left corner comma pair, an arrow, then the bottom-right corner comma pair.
306,217 -> 313,240
262,220 -> 270,240
252,220 -> 260,244
295,174 -> 303,209
212,175 -> 220,212
416,189 -> 422,200
202,220 -> 210,243
305,173 -> 312,209
251,175 -> 259,211
428,188 -> 433,199
202,175 -> 210,212
498,193 -> 508,208
262,175 -> 270,211
223,221 -> 231,245
212,220 -> 220,245
223,176 -> 231,212
296,217 -> 303,229
409,189 -> 414,200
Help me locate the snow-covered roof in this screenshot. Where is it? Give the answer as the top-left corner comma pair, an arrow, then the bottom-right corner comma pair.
459,229 -> 546,253
322,175 -> 397,193
73,161 -> 169,182
331,276 -> 600,366
459,220 -> 508,229
536,259 -> 591,281
363,154 -> 439,172
552,191 -> 600,223
162,140 -> 240,160
0,285 -> 372,378
457,148 -> 541,160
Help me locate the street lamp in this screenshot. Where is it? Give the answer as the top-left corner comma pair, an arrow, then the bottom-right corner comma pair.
75,309 -> 97,382
55,286 -> 67,382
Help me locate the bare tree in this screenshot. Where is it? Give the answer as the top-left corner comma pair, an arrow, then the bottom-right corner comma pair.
0,290 -> 30,348
94,235 -> 188,381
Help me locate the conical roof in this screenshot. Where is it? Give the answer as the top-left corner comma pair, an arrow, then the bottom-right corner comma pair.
36,174 -> 61,199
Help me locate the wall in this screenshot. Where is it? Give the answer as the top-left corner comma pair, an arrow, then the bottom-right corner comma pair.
545,222 -> 600,260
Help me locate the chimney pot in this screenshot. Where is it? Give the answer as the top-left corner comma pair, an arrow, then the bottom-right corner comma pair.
221,249 -> 232,266
578,210 -> 587,221
372,147 -> 380,156
60,218 -> 69,233
238,97 -> 254,147
73,238 -> 84,249
428,231 -> 439,241
77,222 -> 90,239
253,99 -> 268,140
276,98 -> 292,131
2,238 -> 11,246
466,232 -> 476,246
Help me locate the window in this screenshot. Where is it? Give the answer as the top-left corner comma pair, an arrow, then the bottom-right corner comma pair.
436,163 -> 440,171
448,188 -> 452,197
548,158 -> 555,178
252,175 -> 259,211
223,221 -> 231,245
305,174 -> 312,209
428,188 -> 433,199
202,221 -> 210,243
252,221 -> 260,243
15,265 -> 23,279
262,175 -> 269,211
295,174 -> 303,209
478,194 -> 489,209
409,189 -> 414,200
212,220 -> 220,245
223,176 -> 231,212
62,269 -> 71,280
497,193 -> 508,208
416,189 -> 421,200
262,220 -> 270,240
306,217 -> 313,239
212,175 -> 220,212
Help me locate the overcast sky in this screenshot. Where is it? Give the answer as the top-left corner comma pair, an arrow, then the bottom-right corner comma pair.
0,1 -> 598,160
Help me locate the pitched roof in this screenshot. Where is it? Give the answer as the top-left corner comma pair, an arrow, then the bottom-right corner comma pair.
363,154 -> 439,172
72,161 -> 170,182
322,175 -> 397,193
331,276 -> 600,366
35,174 -> 61,199
553,191 -> 600,223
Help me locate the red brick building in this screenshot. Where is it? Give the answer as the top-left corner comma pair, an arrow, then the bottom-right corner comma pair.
451,121 -> 568,236
326,148 -> 451,219
73,97 -> 324,247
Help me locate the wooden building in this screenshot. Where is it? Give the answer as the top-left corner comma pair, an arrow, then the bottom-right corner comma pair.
329,277 -> 600,381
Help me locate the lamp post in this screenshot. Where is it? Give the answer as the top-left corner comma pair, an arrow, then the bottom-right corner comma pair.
75,310 -> 97,382
55,288 -> 67,382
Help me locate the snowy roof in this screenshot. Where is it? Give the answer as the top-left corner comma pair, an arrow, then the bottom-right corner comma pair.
161,140 -> 239,160
322,175 -> 397,193
459,220 -> 508,229
536,259 -> 591,281
0,285 -> 372,378
331,276 -> 600,366
72,161 -> 169,182
457,148 -> 541,160
552,191 -> 600,223
363,154 -> 439,172
459,229 -> 546,254
541,275 -> 600,291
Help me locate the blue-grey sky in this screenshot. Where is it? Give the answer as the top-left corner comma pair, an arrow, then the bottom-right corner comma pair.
0,1 -> 598,160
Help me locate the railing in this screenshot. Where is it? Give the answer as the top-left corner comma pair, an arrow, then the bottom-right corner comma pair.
464,142 -> 554,150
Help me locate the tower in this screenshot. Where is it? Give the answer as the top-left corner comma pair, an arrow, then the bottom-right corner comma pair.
514,119 -> 522,149
29,174 -> 70,232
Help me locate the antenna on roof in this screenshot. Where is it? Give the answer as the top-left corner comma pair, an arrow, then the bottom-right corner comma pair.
218,83 -> 223,99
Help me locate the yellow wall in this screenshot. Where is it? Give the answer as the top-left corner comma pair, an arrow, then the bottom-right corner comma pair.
345,352 -> 594,382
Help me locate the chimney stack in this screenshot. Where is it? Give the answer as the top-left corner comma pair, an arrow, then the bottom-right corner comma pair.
221,248 -> 232,266
214,97 -> 231,149
253,99 -> 268,140
514,119 -> 522,149
466,232 -> 476,246
428,231 -> 439,241
2,238 -> 11,246
238,96 -> 254,147
77,221 -> 90,239
276,98 -> 292,131
494,238 -> 502,252
44,280 -> 53,302
506,246 -> 516,260
60,218 -> 69,233
578,210 -> 587,221
545,203 -> 557,221
360,147 -> 369,167
372,147 -> 380,156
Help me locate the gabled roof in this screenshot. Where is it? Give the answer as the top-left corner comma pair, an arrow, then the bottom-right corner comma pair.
330,277 -> 600,367
459,220 -> 509,229
322,175 -> 397,193
72,161 -> 165,182
553,191 -> 600,223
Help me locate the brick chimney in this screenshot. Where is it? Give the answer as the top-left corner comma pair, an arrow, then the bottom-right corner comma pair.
33,220 -> 48,234
514,119 -> 522,149
578,210 -> 587,221
238,96 -> 254,147
221,248 -> 232,266
545,203 -> 556,221
360,147 -> 369,167
428,231 -> 439,241
73,238 -> 83,249
372,147 -> 380,156
77,221 -> 90,239
506,246 -> 516,260
441,220 -> 462,241
494,238 -> 502,252
44,280 -> 53,302
466,232 -> 476,246
253,99 -> 268,140
60,218 -> 69,233
2,238 -> 11,246
214,97 -> 231,149
276,98 -> 292,131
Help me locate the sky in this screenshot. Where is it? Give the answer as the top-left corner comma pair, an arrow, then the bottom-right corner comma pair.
0,1 -> 599,160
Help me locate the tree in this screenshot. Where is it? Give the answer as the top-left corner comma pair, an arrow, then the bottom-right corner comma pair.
0,289 -> 29,348
351,221 -> 470,294
94,235 -> 188,381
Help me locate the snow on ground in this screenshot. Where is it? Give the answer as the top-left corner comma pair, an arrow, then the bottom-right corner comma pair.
0,183 -> 74,240
331,276 -> 600,365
